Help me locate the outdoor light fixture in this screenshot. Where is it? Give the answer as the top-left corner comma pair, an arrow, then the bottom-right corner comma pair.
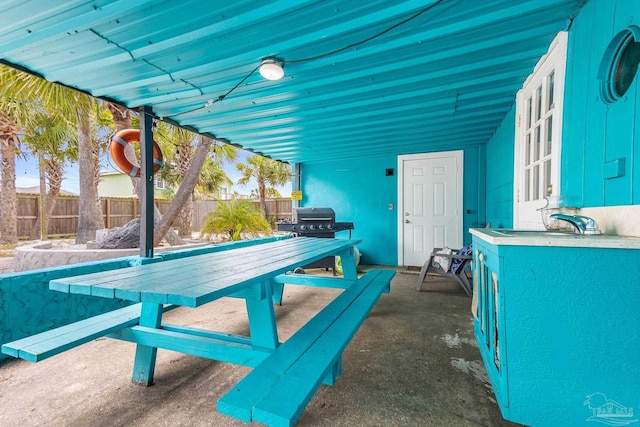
259,58 -> 285,80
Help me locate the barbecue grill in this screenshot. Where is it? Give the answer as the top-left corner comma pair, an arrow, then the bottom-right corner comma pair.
277,207 -> 354,271
278,207 -> 354,237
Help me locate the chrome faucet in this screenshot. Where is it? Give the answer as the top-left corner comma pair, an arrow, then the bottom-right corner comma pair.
549,213 -> 602,235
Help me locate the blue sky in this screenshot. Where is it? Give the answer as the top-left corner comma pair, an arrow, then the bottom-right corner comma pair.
15,147 -> 291,197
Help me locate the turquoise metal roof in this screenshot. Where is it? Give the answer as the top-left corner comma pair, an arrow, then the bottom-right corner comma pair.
0,0 -> 586,164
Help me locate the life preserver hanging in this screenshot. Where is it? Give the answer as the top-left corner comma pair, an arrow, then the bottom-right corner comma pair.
109,128 -> 164,177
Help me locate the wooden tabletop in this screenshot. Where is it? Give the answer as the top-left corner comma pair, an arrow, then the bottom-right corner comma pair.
50,238 -> 361,308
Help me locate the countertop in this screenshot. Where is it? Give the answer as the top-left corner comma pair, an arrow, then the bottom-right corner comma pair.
470,228 -> 640,249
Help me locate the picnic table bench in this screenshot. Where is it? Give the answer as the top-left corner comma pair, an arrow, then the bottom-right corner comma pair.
218,268 -> 394,426
1,237 -> 395,426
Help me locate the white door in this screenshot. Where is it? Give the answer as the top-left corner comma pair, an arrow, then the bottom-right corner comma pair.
398,151 -> 463,267
514,32 -> 567,229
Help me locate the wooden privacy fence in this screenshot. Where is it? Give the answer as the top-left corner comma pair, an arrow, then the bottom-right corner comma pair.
192,198 -> 293,230
16,194 -> 293,239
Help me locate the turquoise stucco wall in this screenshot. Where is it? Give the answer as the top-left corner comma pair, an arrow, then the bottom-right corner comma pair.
301,156 -> 398,266
485,105 -> 516,228
300,148 -> 483,266
561,0 -> 640,207
0,258 -> 135,362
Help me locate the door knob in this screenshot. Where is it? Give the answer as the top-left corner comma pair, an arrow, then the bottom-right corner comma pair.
404,212 -> 410,216
404,219 -> 410,223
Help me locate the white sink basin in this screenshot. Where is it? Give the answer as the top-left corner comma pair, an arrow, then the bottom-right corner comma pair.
471,228 -> 640,249
492,229 -> 574,237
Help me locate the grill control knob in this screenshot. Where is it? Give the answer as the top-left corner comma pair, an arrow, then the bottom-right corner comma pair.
318,224 -> 324,230
326,223 -> 333,230
300,225 -> 306,231
309,225 -> 316,230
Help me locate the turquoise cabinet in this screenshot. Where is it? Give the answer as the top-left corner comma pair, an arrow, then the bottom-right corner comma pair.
473,238 -> 508,408
471,229 -> 640,426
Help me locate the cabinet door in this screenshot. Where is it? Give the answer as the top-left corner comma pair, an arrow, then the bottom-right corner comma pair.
473,244 -> 508,408
491,270 -> 502,372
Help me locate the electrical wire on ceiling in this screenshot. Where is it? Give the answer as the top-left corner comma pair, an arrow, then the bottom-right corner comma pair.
154,0 -> 447,121
284,0 -> 446,64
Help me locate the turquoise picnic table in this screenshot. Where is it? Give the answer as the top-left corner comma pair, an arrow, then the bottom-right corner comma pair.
4,237 -> 395,427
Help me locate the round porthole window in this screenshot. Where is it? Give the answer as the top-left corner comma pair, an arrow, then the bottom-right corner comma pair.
598,26 -> 640,104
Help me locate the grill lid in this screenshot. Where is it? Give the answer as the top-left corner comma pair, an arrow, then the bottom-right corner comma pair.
293,207 -> 335,223
278,207 -> 352,234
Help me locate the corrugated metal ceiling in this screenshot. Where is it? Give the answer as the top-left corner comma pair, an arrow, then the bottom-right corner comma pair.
0,0 -> 586,164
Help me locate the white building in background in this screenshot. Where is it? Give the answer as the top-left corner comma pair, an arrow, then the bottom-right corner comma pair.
97,171 -> 137,198
97,171 -> 248,200
97,171 -> 171,198
16,186 -> 77,196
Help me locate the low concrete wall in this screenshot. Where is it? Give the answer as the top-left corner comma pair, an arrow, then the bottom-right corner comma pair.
14,241 -> 212,272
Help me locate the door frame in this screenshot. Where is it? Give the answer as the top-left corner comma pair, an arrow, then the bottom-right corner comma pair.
397,150 -> 464,266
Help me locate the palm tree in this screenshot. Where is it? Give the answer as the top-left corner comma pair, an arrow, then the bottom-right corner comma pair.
91,103 -> 116,224
106,102 -> 132,132
153,134 -> 217,246
74,96 -> 104,243
250,187 -> 282,199
156,125 -> 236,238
200,199 -> 271,241
0,110 -> 20,244
198,143 -> 237,197
0,64 -> 102,244
103,109 -> 237,246
236,155 -> 291,218
104,106 -> 186,246
196,156 -> 233,199
21,112 -> 78,237
157,125 -> 197,238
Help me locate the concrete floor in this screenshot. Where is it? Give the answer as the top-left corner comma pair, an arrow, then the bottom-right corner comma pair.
0,267 -> 520,427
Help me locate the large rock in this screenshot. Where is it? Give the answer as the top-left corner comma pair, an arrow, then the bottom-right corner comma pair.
97,219 -> 141,249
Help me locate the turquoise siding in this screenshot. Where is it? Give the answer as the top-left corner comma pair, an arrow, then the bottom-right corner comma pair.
484,0 -> 640,225
485,105 -> 516,228
562,0 -> 639,207
301,148 -> 483,266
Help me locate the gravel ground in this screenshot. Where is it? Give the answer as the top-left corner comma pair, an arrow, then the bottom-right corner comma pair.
0,256 -> 15,274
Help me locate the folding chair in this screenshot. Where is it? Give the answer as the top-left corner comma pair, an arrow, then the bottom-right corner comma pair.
416,245 -> 473,296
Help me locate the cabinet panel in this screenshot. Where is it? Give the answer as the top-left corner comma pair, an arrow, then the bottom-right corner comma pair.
472,242 -> 508,408
471,230 -> 640,426
491,271 -> 500,371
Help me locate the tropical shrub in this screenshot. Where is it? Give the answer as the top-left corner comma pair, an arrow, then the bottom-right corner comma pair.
200,199 -> 271,241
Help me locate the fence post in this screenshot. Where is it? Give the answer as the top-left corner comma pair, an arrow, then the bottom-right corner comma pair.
273,199 -> 278,223
105,198 -> 111,229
